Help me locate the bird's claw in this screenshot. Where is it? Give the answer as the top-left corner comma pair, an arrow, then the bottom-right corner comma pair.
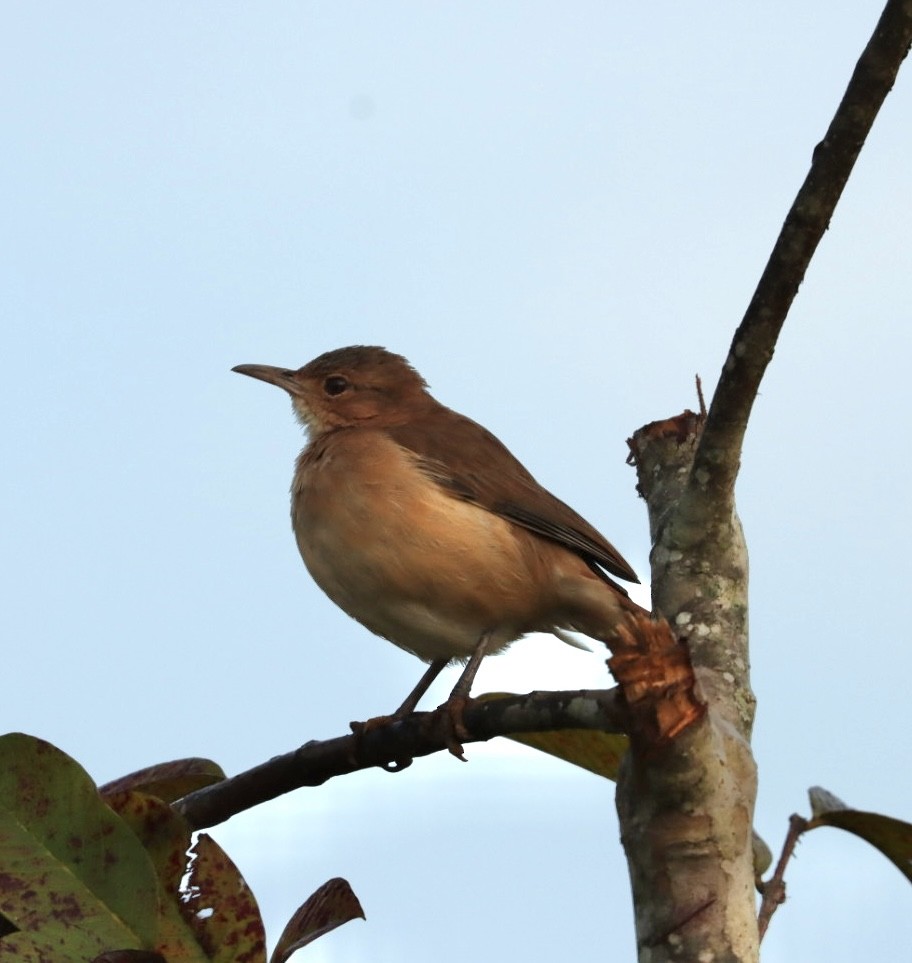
429,695 -> 473,761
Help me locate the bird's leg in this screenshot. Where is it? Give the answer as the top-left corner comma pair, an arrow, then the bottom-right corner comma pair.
349,658 -> 450,769
393,658 -> 450,717
435,630 -> 493,760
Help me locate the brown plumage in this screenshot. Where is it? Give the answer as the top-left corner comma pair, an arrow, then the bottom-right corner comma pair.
233,345 -> 644,733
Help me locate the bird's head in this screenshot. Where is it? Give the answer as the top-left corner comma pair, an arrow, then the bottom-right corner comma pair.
233,345 -> 431,434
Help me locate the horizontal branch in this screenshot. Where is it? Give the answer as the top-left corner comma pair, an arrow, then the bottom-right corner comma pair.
174,688 -> 627,830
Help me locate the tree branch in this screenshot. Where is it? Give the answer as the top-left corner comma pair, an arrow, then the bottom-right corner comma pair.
757,814 -> 808,942
174,688 -> 627,830
692,0 -> 912,507
619,5 -> 912,960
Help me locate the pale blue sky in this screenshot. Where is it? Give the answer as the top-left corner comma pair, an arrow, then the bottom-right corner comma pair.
3,3 -> 910,961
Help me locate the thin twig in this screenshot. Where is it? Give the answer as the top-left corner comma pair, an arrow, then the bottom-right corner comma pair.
695,374 -> 707,419
757,813 -> 809,941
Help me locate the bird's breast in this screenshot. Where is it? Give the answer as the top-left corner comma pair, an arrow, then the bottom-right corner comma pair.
290,431 -> 555,660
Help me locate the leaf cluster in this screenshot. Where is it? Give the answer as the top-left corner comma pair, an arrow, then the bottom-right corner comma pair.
0,734 -> 363,963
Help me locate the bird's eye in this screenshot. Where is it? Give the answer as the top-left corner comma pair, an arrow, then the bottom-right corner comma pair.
323,375 -> 350,396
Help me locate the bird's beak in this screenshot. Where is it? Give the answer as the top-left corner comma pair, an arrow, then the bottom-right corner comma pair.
232,364 -> 301,395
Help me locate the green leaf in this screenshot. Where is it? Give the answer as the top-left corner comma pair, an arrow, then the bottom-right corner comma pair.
92,953 -> 168,962
476,692 -> 628,780
502,729 -> 628,780
104,791 -> 212,962
0,733 -> 160,959
807,786 -> 912,885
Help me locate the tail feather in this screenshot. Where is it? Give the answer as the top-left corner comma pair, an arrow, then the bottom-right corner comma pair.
552,628 -> 592,652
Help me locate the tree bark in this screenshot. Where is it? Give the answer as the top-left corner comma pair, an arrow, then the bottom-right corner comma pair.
615,3 -> 912,959
622,414 -> 756,960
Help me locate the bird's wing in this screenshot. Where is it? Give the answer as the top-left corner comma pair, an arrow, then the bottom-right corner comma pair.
385,408 -> 639,586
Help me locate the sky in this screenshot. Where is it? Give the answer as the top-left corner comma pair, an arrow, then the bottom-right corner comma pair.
3,2 -> 911,960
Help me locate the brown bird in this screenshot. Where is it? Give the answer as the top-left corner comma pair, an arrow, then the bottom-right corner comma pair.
233,346 -> 643,753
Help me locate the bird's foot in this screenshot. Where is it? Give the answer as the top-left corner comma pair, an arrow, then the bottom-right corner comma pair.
428,694 -> 473,761
349,713 -> 396,736
349,691 -> 474,766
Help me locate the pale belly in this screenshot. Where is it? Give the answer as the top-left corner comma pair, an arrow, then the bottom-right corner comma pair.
291,438 -> 552,662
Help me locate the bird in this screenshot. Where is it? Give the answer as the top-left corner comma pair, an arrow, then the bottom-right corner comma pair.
233,345 -> 644,755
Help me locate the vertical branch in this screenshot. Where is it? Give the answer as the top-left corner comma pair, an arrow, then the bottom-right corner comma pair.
617,3 -> 912,961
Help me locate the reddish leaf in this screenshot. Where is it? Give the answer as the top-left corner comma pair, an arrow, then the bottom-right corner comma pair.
180,833 -> 266,963
100,759 -> 226,804
270,878 -> 365,962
